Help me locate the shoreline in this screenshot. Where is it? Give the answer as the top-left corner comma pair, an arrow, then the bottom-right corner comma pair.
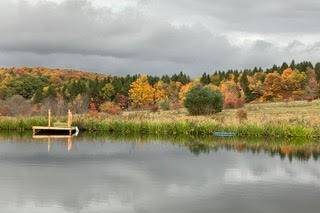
0,115 -> 317,139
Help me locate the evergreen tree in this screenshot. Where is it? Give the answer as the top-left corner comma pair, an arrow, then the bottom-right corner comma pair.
171,71 -> 190,84
47,85 -> 57,98
290,60 -> 296,69
296,61 -> 313,72
147,75 -> 160,85
252,67 -> 258,73
272,64 -> 279,72
239,72 -> 254,102
315,62 -> 320,81
161,75 -> 171,84
280,62 -> 289,73
200,72 -> 211,85
33,89 -> 44,103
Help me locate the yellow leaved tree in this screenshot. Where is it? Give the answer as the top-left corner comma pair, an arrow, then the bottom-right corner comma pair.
153,81 -> 167,103
129,75 -> 155,109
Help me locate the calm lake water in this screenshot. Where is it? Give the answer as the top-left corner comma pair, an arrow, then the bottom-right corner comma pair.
0,134 -> 320,213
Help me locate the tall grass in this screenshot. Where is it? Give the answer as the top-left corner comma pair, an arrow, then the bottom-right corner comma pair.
1,99 -> 320,139
0,115 -> 317,139
0,116 -> 47,131
73,116 -> 318,138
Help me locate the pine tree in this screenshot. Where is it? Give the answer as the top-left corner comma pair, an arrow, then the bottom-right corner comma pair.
280,62 -> 289,73
290,60 -> 296,69
315,62 -> 320,81
239,72 -> 254,102
200,72 -> 211,85
161,75 -> 171,84
171,71 -> 190,84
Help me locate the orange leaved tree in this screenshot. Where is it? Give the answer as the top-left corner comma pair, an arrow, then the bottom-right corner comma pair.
129,75 -> 155,109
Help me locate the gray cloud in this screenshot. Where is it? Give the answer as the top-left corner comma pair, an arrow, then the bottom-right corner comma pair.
0,0 -> 319,76
145,0 -> 320,33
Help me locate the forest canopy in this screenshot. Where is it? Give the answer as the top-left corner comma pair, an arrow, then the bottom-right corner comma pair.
0,60 -> 319,116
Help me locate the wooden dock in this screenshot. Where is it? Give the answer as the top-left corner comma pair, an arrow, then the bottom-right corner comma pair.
32,126 -> 79,136
32,109 -> 79,137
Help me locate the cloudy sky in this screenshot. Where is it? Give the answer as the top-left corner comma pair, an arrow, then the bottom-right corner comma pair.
0,0 -> 319,76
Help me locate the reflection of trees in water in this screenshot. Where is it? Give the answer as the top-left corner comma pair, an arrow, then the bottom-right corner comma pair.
187,141 -> 212,156
85,132 -> 320,161
185,141 -> 320,162
1,131 -> 320,161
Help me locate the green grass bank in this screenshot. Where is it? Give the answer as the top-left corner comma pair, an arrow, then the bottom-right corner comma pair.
0,115 -> 318,139
2,100 -> 320,139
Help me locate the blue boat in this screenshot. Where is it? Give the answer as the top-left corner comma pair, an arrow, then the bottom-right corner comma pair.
213,131 -> 236,137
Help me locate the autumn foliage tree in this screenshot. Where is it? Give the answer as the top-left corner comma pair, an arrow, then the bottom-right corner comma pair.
305,68 -> 319,100
153,81 -> 167,103
239,72 -> 254,102
220,79 -> 244,108
263,72 -> 283,101
129,75 -> 155,109
0,61 -> 320,116
281,68 -> 306,100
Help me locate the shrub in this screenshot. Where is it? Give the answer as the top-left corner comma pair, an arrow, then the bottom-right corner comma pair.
236,109 -> 248,123
99,102 -> 122,115
0,95 -> 32,116
159,99 -> 170,110
171,101 -> 182,110
184,86 -> 223,115
304,96 -> 314,102
149,104 -> 159,112
115,94 -> 129,109
224,96 -> 245,109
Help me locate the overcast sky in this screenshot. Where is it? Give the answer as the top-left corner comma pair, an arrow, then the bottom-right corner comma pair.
0,0 -> 319,76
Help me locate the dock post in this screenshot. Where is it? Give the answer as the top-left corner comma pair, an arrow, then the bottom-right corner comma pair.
48,109 -> 51,127
67,109 -> 72,128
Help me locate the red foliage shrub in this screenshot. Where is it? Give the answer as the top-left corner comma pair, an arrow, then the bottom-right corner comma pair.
304,96 -> 314,102
0,105 -> 10,116
99,102 -> 122,115
88,101 -> 98,116
149,104 -> 159,112
115,94 -> 129,110
224,97 -> 245,109
0,95 -> 32,116
171,101 -> 182,110
89,102 -> 98,112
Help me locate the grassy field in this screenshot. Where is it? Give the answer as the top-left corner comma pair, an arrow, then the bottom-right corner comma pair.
1,100 -> 320,138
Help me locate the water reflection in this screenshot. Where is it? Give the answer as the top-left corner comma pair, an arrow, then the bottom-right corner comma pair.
0,132 -> 320,213
32,135 -> 74,152
2,132 -> 320,161
186,140 -> 320,162
87,133 -> 320,162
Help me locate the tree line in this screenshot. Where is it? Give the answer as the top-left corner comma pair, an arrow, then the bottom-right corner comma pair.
0,60 -> 319,116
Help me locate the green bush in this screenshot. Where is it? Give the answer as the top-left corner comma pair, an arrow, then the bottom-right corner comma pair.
184,86 -> 223,115
159,99 -> 170,110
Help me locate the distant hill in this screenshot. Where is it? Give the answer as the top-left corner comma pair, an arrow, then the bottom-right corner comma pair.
0,67 -> 109,81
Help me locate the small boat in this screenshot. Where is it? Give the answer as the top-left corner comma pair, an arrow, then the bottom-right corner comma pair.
213,131 -> 236,137
32,110 -> 79,137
